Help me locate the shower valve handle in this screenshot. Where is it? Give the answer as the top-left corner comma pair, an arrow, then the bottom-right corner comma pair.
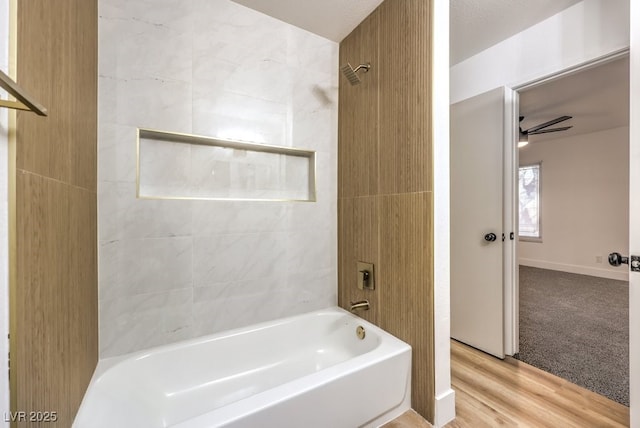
360,270 -> 370,282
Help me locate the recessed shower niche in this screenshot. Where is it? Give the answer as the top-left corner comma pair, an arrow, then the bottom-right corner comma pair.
136,129 -> 317,201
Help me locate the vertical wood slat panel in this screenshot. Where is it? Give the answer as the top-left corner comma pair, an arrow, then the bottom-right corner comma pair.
338,197 -> 380,325
379,192 -> 434,419
13,0 -> 98,425
67,187 -> 98,416
16,172 -> 71,426
338,0 -> 434,422
15,0 -> 53,179
16,0 -> 97,191
70,0 -> 98,190
338,9 -> 380,198
48,0 -> 72,184
378,0 -> 432,195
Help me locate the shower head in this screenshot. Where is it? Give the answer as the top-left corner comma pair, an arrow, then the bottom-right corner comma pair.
340,62 -> 371,85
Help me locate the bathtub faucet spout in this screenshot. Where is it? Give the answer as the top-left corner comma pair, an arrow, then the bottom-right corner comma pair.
349,300 -> 370,312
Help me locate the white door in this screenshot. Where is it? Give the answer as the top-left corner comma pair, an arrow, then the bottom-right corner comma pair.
450,87 -> 518,359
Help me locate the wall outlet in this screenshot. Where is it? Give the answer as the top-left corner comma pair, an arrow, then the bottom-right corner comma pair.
595,255 -> 603,264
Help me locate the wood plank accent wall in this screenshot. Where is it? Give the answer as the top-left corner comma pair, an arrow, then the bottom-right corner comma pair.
11,0 -> 98,425
338,0 -> 434,421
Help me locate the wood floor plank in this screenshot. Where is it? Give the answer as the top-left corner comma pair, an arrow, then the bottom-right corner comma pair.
502,357 -> 630,424
447,340 -> 630,428
452,347 -> 589,427
451,361 -> 572,427
382,410 -> 431,428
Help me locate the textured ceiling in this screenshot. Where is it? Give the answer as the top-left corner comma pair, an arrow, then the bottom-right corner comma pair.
450,0 -> 582,65
519,56 -> 629,143
233,0 -> 583,62
231,0 -> 384,42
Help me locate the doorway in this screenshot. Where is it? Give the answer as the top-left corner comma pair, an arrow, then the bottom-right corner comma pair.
450,53 -> 632,410
447,3 -> 639,426
514,56 -> 630,406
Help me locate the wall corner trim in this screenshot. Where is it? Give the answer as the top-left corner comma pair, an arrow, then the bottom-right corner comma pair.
433,388 -> 456,428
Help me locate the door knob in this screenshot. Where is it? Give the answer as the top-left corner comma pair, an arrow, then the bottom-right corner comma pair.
484,233 -> 497,242
608,252 -> 629,267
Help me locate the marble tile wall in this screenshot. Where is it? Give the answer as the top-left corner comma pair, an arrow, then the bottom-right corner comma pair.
98,0 -> 338,357
137,138 -> 314,200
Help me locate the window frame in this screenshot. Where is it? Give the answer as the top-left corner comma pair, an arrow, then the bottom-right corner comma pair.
518,162 -> 542,242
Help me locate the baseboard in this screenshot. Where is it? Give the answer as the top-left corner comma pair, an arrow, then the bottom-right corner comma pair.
433,388 -> 456,427
519,258 -> 629,281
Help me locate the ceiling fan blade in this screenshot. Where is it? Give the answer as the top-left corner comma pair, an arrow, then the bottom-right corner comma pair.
524,115 -> 572,134
528,126 -> 573,135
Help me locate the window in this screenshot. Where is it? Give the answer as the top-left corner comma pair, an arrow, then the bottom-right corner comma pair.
519,163 -> 541,239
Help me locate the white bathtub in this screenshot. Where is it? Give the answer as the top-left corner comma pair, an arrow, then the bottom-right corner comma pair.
74,307 -> 412,428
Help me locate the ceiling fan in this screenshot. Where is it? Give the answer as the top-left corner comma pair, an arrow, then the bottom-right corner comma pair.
519,115 -> 572,147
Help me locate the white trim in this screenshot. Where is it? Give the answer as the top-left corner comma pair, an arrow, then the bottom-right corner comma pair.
513,50 -> 629,93
628,1 -> 639,424
519,236 -> 542,243
433,388 -> 456,428
513,47 -> 629,91
519,258 -> 629,282
513,48 -> 630,92
432,0 -> 454,425
503,87 -> 518,356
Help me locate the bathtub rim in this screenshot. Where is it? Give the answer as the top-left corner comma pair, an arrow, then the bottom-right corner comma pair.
92,306 -> 409,377
77,306 -> 412,427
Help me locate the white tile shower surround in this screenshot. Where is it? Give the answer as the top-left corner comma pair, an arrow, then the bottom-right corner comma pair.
98,0 -> 338,357
137,138 -> 313,201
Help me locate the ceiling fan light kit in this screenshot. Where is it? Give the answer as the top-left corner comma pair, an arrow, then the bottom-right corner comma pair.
518,136 -> 529,148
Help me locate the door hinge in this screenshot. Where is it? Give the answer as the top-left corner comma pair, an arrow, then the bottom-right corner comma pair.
510,232 -> 515,240
502,233 -> 505,241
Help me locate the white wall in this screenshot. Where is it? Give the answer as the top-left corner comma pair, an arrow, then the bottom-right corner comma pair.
432,0 -> 455,425
0,0 -> 10,424
98,0 -> 338,357
451,0 -> 629,104
519,127 -> 629,281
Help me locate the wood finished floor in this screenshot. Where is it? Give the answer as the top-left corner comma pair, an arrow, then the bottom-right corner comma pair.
385,340 -> 629,427
383,410 -> 431,427
446,340 -> 629,427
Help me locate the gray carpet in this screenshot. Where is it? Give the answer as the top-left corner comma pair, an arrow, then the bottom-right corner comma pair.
516,266 -> 629,406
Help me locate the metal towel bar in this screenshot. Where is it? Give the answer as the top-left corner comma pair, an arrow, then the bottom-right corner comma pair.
0,68 -> 47,116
